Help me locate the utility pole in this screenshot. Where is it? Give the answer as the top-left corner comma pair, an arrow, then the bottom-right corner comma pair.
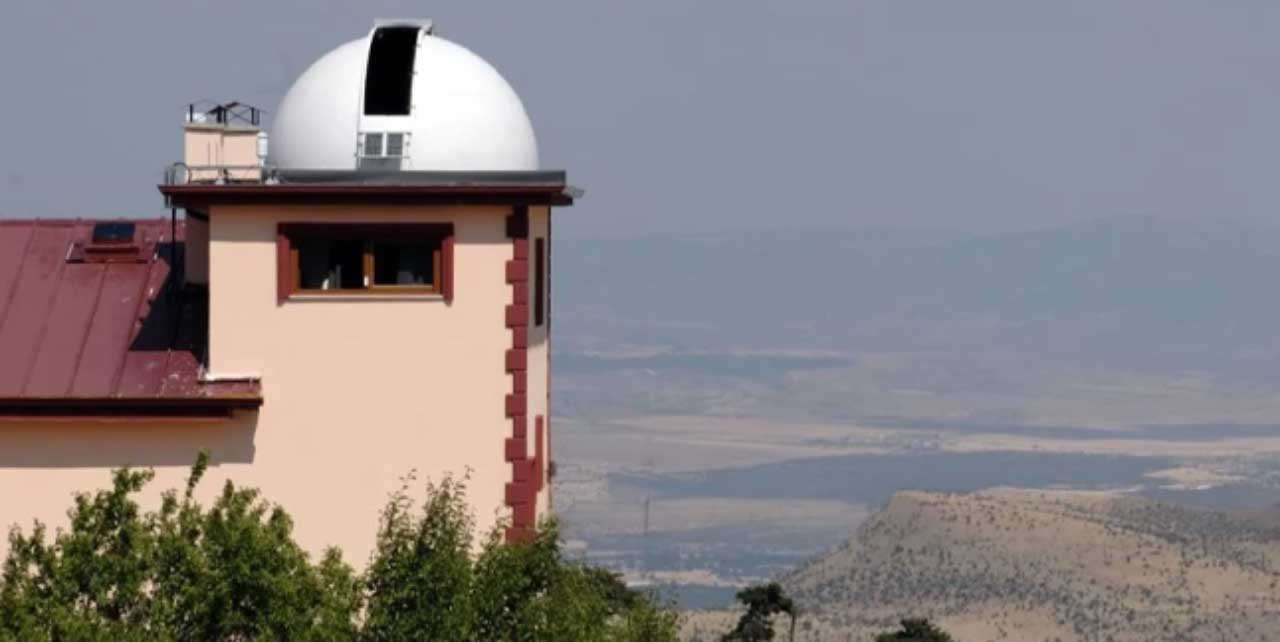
642,496 -> 652,585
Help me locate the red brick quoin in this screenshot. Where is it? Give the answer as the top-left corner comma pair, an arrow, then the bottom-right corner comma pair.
503,207 -> 545,542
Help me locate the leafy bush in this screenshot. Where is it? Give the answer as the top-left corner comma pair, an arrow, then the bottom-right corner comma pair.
722,582 -> 797,642
0,456 -> 678,642
874,617 -> 956,642
0,456 -> 357,642
609,598 -> 681,642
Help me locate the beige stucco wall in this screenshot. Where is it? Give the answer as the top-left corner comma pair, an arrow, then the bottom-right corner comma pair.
183,126 -> 261,182
0,414 -> 258,553
0,203 -> 552,566
184,127 -> 221,168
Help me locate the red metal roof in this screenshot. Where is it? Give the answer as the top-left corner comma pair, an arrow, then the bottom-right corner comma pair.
0,219 -> 260,416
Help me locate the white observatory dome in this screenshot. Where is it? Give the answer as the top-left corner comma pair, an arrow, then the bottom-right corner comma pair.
270,21 -> 539,172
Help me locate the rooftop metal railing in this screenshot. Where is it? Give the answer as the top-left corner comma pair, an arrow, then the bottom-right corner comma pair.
164,163 -> 276,186
185,101 -> 264,127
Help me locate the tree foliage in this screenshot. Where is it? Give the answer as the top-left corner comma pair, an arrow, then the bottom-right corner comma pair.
0,456 -> 679,642
0,455 -> 356,642
873,618 -> 956,642
722,582 -> 797,642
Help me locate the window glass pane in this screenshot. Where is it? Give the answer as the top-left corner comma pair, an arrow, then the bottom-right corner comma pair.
298,238 -> 363,290
385,133 -> 405,157
374,241 -> 434,286
363,133 -> 383,157
92,222 -> 136,244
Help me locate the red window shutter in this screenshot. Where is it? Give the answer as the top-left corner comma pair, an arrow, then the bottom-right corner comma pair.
276,229 -> 291,305
442,235 -> 455,303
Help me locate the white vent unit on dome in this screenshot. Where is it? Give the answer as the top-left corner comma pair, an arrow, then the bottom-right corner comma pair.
358,132 -> 409,170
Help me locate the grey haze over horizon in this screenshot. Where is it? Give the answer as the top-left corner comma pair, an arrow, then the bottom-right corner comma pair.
1,1 -> 1277,239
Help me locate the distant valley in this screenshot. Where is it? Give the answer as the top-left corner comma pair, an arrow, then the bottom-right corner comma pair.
550,217 -> 1280,615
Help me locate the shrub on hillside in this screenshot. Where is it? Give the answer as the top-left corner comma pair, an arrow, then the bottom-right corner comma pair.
874,618 -> 956,642
0,455 -> 678,642
722,582 -> 797,642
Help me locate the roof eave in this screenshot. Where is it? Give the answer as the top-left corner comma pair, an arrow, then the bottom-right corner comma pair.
158,172 -> 578,209
0,396 -> 263,420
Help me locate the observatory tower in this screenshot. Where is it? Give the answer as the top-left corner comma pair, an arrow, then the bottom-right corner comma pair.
0,20 -> 575,562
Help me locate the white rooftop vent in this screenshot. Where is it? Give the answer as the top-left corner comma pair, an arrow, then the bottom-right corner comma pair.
269,20 -> 539,172
358,132 -> 410,170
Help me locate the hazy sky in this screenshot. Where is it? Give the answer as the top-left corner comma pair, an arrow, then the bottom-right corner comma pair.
1,1 -> 1277,237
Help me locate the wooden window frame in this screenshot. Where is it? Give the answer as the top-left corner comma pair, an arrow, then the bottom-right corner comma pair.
277,223 -> 454,303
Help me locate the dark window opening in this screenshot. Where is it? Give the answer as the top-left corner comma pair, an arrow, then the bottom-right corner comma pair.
298,238 -> 364,290
282,224 -> 450,296
534,238 -> 545,326
373,240 -> 437,286
92,222 -> 136,244
364,27 -> 419,116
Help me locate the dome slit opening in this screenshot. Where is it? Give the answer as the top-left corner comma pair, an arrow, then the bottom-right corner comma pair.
364,26 -> 419,116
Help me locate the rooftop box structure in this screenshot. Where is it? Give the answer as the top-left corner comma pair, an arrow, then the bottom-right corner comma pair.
180,101 -> 266,184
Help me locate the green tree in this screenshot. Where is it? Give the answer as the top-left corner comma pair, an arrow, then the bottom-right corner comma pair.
0,454 -> 360,642
722,582 -> 797,642
361,474 -> 477,640
0,458 -> 681,642
362,473 -> 623,642
609,597 -> 681,642
469,513 -> 625,642
874,618 -> 956,642
581,566 -> 643,615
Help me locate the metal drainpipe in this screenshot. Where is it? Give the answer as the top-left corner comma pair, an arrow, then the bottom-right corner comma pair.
170,207 -> 178,301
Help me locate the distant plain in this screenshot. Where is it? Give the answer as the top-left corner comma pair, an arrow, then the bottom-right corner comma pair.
550,218 -> 1280,606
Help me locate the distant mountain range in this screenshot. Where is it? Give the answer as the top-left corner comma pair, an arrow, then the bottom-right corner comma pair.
557,216 -> 1280,375
679,489 -> 1280,642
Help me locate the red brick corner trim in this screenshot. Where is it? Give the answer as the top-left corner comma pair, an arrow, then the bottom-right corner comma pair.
503,206 -> 544,542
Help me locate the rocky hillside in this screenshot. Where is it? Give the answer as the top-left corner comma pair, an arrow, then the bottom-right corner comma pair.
687,490 -> 1280,642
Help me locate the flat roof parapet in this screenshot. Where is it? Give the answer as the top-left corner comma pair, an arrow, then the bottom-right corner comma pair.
160,170 -> 579,208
